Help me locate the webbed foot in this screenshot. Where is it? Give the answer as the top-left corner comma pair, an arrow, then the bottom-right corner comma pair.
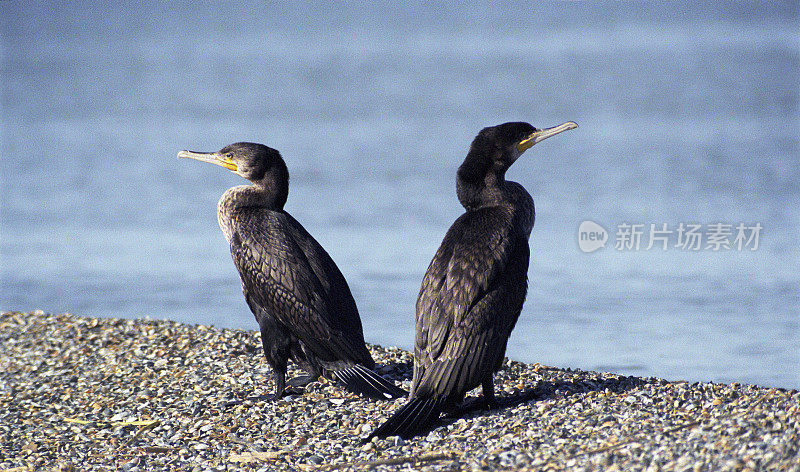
286,374 -> 320,388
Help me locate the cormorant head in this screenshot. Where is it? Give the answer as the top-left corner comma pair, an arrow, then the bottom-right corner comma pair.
457,121 -> 577,208
179,142 -> 290,208
461,121 -> 578,177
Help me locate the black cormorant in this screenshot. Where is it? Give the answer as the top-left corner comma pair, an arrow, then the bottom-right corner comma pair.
179,142 -> 406,401
369,121 -> 577,438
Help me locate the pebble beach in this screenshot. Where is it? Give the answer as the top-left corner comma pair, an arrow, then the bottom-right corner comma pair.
1,311 -> 798,471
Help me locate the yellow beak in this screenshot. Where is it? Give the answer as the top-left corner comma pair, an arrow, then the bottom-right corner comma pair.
517,121 -> 578,153
178,150 -> 238,172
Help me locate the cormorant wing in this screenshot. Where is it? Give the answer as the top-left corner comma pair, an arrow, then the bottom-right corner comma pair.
412,207 -> 529,399
229,209 -> 372,366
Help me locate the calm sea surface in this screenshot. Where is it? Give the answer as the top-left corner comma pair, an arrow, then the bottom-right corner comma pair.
2,2 -> 798,388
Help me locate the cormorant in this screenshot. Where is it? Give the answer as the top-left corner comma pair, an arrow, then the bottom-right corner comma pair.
179,142 -> 406,401
369,121 -> 577,439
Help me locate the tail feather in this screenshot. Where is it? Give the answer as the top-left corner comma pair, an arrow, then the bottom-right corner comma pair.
335,364 -> 407,400
368,397 -> 444,440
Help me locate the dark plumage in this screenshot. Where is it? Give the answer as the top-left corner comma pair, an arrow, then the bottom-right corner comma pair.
369,121 -> 577,439
179,142 -> 406,401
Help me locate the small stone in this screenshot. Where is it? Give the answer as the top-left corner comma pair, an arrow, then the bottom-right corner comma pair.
120,459 -> 139,472
58,461 -> 75,472
425,431 -> 442,442
21,442 -> 37,454
389,435 -> 406,447
499,451 -> 517,466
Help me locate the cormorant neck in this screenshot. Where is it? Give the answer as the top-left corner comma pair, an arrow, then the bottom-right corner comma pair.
254,159 -> 290,210
456,148 -> 507,211
216,180 -> 287,244
221,178 -> 288,213
235,157 -> 290,210
253,175 -> 288,211
217,164 -> 290,231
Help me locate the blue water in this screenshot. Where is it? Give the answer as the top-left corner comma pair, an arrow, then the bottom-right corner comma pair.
2,2 -> 798,389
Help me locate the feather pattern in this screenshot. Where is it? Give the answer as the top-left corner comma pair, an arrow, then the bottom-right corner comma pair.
230,208 -> 373,368
413,206 -> 529,400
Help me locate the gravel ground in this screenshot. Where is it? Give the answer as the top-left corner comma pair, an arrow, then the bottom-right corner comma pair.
1,311 -> 798,471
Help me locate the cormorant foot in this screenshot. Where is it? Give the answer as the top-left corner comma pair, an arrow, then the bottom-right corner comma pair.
444,396 -> 498,417
283,386 -> 304,396
286,374 -> 320,388
483,396 -> 499,410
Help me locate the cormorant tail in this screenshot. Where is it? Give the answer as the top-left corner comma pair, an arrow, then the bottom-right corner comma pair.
367,397 -> 445,440
335,364 -> 407,400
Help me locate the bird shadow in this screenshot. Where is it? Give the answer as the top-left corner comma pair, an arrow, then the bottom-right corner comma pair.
441,371 -> 649,426
221,361 -> 414,408
375,361 -> 414,382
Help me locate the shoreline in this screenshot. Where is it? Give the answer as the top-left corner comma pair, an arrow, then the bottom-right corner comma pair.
1,311 -> 798,471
